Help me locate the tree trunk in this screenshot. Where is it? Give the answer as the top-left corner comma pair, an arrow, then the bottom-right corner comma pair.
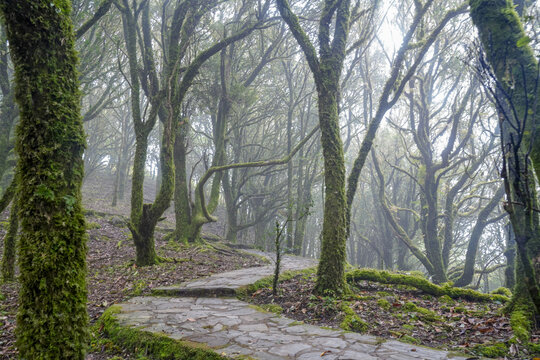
1,196 -> 17,281
454,186 -> 505,287
1,1 -> 88,357
314,85 -> 348,295
504,222 -> 516,289
470,0 -> 540,180
174,121 -> 192,243
470,0 -> 540,316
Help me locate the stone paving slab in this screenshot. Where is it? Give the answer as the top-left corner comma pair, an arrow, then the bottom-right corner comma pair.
153,251 -> 317,297
112,296 -> 468,360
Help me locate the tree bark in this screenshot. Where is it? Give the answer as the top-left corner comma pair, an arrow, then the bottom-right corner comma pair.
1,0 -> 88,356
1,196 -> 17,282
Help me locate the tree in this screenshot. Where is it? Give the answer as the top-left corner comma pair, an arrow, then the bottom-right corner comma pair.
276,0 -> 354,295
470,0 -> 540,328
0,0 -> 88,357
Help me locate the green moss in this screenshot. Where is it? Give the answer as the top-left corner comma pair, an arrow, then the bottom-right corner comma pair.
288,321 -> 305,326
400,334 -> 420,345
401,324 -> 414,331
403,302 -> 441,322
346,268 -> 509,303
248,304 -> 283,315
439,295 -> 455,305
239,250 -> 270,264
236,268 -> 316,299
510,306 -> 531,342
472,343 -> 508,358
96,306 -> 226,359
339,302 -> 368,333
527,342 -> 540,355
377,298 -> 391,311
453,306 -> 468,314
87,221 -> 101,230
491,287 -> 512,297
1,1 -> 89,357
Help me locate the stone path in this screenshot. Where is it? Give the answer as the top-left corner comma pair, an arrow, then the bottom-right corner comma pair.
109,251 -> 468,359
153,251 -> 316,297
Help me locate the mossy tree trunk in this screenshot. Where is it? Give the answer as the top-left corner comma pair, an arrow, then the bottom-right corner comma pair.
469,0 -> 540,181
1,196 -> 18,282
1,0 -> 88,357
470,0 -> 540,316
504,223 -> 516,289
120,0 -> 251,263
174,120 -> 192,242
276,0 -> 352,295
0,26 -> 17,188
119,1 -> 161,266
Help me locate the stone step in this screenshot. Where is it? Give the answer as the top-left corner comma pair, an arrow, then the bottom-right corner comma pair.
152,286 -> 238,298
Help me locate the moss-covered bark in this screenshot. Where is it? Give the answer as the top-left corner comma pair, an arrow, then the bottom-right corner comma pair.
469,0 -> 540,320
0,27 -> 17,187
504,223 -> 516,289
0,0 -> 88,357
119,1 -> 160,266
469,0 -> 540,180
1,197 -> 18,282
174,121 -> 192,243
276,0 -> 351,295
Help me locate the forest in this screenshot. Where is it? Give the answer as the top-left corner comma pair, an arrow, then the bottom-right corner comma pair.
0,0 -> 539,359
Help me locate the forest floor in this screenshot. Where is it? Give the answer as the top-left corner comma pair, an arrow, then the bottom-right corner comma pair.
248,272 -> 540,359
0,213 -> 266,359
0,172 -> 265,359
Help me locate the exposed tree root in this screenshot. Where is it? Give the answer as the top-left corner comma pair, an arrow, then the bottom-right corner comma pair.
346,268 -> 509,303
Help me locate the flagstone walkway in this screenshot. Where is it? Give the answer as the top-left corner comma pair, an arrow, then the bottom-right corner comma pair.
107,251 -> 469,359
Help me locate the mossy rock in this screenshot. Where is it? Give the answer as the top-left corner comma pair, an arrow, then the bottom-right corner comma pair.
236,268 -> 316,299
